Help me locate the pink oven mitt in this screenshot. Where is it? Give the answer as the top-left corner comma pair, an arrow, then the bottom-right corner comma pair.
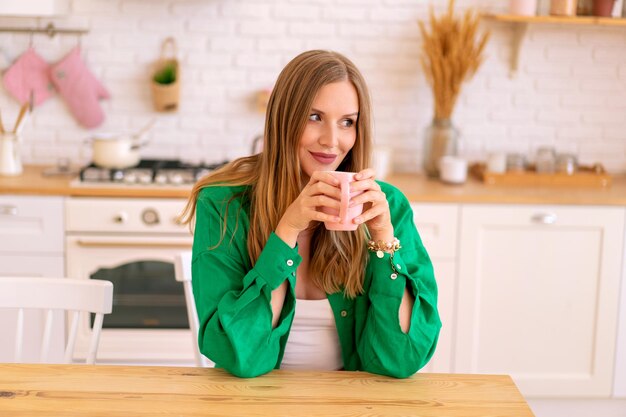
2,48 -> 55,106
50,46 -> 110,129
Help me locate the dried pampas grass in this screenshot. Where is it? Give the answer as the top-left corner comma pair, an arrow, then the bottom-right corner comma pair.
418,0 -> 490,120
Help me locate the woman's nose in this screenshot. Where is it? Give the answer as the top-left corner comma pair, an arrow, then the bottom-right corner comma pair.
319,124 -> 339,148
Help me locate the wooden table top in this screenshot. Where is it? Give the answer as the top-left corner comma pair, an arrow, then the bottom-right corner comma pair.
0,364 -> 534,417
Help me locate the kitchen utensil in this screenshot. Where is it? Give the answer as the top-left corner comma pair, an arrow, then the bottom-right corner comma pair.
13,102 -> 29,134
88,120 -> 155,169
0,132 -> 22,176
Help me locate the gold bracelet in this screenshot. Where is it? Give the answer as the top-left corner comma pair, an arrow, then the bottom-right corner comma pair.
367,238 -> 402,274
367,238 -> 401,257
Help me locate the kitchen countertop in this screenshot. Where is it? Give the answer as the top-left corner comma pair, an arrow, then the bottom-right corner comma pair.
2,164 -> 626,205
0,364 -> 534,417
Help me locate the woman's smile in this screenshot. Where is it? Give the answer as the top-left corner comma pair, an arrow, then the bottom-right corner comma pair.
309,152 -> 337,164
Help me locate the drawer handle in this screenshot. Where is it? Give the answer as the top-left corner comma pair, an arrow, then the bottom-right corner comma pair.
0,205 -> 18,216
531,213 -> 557,225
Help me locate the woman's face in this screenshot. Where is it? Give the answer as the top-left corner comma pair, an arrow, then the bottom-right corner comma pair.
298,80 -> 359,181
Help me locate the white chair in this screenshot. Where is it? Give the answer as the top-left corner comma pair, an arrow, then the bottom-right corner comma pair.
174,251 -> 213,367
0,277 -> 113,365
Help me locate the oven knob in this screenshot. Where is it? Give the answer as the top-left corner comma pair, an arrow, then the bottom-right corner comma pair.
142,208 -> 160,225
113,212 -> 128,224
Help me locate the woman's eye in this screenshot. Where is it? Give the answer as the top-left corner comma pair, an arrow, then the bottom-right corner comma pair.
341,119 -> 355,128
309,113 -> 321,122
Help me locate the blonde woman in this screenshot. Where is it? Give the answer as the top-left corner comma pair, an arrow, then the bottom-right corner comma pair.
180,50 -> 440,378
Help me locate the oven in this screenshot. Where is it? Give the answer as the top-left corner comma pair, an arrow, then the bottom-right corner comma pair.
65,197 -> 195,365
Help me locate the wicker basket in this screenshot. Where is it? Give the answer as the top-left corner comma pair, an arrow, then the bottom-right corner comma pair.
151,37 -> 180,112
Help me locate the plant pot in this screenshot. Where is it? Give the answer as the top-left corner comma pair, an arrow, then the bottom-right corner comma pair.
151,38 -> 180,112
593,0 -> 616,16
422,119 -> 460,178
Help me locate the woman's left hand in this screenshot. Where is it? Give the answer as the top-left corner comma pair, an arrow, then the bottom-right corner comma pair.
349,168 -> 394,241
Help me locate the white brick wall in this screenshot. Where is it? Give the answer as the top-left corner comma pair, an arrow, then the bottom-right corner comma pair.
0,0 -> 624,173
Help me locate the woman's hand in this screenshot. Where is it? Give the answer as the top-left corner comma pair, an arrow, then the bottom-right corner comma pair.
349,168 -> 394,242
275,171 -> 342,247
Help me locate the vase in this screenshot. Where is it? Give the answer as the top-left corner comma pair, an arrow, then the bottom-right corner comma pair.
422,119 -> 460,178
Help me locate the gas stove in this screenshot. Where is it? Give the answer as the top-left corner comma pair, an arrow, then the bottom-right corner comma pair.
77,159 -> 228,186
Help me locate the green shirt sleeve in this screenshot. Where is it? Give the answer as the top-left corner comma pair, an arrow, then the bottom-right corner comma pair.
357,182 -> 441,378
192,186 -> 300,378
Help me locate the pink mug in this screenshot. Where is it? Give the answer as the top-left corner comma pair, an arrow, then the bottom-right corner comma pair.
321,171 -> 363,231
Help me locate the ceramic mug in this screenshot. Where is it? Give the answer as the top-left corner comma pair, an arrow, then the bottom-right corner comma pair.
321,171 -> 363,231
439,156 -> 467,184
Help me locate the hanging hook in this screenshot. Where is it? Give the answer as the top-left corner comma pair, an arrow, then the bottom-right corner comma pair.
76,33 -> 82,50
28,30 -> 34,48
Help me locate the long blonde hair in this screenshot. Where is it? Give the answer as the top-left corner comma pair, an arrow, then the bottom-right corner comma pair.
179,50 -> 373,298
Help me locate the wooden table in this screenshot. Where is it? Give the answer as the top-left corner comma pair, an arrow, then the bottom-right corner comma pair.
0,364 -> 534,416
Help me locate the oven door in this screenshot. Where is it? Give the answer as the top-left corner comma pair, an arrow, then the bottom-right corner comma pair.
66,235 -> 195,365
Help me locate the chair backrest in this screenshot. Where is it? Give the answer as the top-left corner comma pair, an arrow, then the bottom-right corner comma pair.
174,251 -> 213,367
0,277 -> 113,365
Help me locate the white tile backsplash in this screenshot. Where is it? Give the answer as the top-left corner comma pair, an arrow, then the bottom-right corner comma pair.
0,0 -> 624,172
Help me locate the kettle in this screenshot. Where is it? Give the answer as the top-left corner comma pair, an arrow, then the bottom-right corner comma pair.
0,133 -> 22,176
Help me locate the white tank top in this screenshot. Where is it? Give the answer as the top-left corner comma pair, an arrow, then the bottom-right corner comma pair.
281,298 -> 343,371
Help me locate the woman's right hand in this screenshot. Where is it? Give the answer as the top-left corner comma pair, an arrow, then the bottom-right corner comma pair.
275,171 -> 342,247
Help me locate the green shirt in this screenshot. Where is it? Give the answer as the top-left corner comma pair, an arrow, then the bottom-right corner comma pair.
192,181 -> 441,378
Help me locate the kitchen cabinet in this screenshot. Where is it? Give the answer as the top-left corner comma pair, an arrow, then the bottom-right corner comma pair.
0,195 -> 65,363
411,203 -> 459,373
455,204 -> 625,397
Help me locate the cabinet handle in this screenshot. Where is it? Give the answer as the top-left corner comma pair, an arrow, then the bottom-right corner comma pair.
0,205 -> 18,216
531,213 -> 557,225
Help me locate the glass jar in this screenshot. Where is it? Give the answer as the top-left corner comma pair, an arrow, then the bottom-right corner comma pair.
506,153 -> 527,173
550,0 -> 577,15
422,119 -> 460,178
535,146 -> 556,174
556,153 -> 578,175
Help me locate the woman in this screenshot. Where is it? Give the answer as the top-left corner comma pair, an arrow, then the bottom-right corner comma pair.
180,50 -> 440,378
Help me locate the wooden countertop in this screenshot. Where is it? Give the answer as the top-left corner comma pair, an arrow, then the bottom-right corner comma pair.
0,364 -> 534,417
0,165 -> 191,198
2,165 -> 626,205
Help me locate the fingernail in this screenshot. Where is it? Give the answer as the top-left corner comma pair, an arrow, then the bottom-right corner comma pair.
334,217 -> 341,222
354,217 -> 362,224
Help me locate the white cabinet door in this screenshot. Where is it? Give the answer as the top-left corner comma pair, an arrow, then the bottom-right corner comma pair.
411,204 -> 458,373
0,196 -> 64,254
456,205 -> 624,397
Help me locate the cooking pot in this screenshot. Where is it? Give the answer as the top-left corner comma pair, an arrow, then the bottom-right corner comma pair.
88,120 -> 154,169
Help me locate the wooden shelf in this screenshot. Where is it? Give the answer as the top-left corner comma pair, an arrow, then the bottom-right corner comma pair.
481,14 -> 626,77
483,13 -> 626,26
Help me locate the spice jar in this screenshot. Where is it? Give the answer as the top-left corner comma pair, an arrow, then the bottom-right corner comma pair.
506,153 -> 527,173
550,0 -> 578,15
556,153 -> 578,175
535,146 -> 556,174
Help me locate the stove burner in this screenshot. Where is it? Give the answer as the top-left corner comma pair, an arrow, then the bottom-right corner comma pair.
79,159 -> 228,186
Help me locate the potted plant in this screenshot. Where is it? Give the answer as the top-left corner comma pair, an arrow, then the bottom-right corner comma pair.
418,0 -> 490,177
